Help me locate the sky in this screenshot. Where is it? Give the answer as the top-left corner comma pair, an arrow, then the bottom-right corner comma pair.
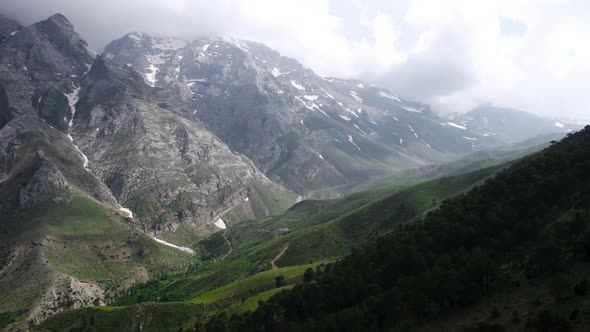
1,0 -> 589,120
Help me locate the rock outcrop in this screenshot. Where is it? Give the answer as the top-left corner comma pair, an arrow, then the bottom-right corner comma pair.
19,151 -> 67,208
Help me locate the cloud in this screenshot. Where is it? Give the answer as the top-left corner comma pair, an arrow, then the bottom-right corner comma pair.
1,0 -> 590,120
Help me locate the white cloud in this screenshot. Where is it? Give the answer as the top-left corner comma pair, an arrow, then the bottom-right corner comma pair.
1,0 -> 590,120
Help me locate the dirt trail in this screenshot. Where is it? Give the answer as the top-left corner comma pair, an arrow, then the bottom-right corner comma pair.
270,244 -> 289,269
221,229 -> 233,261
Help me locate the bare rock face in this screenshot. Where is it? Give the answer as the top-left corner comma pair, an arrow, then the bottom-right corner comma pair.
104,34 -> 504,193
19,151 -> 67,208
72,56 -> 287,233
36,87 -> 71,130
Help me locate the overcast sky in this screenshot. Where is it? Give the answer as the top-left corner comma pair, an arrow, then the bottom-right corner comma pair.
1,0 -> 589,120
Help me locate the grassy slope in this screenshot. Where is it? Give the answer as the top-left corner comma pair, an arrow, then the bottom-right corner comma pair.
36,302 -> 202,332
0,191 -> 190,315
275,164 -> 503,266
71,163 -> 503,310
139,165 -> 501,304
190,262 -> 328,305
223,179 -> 298,224
352,136 -> 553,193
232,286 -> 294,315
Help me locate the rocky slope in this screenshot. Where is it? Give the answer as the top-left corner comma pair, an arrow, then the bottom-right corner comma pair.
0,14 -> 293,235
104,33 -> 501,193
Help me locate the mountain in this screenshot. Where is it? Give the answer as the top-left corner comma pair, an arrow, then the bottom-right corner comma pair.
0,13 -> 294,325
454,104 -> 579,143
0,13 -> 294,235
103,33 -> 501,193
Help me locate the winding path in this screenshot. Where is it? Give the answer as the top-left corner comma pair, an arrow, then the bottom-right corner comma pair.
270,244 -> 289,269
220,229 -> 233,261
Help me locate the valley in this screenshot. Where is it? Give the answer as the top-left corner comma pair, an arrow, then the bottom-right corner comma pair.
0,10 -> 585,332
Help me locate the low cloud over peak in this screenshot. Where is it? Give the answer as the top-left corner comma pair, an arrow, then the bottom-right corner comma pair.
2,0 -> 589,121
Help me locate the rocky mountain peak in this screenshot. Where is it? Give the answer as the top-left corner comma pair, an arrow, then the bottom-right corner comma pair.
43,13 -> 75,32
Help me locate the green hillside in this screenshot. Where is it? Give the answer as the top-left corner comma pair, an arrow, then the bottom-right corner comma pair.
36,155 -> 504,331
0,192 -> 191,329
199,126 -> 590,331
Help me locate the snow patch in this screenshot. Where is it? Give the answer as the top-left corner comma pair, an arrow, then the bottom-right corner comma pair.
354,124 -> 368,136
271,67 -> 294,77
244,197 -> 249,202
347,135 -> 361,151
554,121 -> 565,128
401,105 -> 422,113
408,125 -> 419,138
291,80 -> 306,91
303,95 -> 318,101
118,206 -> 134,218
357,83 -> 364,88
446,122 -> 467,130
202,43 -> 210,52
421,140 -> 432,148
214,218 -> 227,229
128,33 -> 143,41
320,87 -> 335,99
145,63 -> 158,87
152,237 -> 195,254
271,67 -> 280,77
339,115 -> 351,121
378,91 -> 401,102
65,87 -> 81,128
223,37 -> 250,53
349,91 -> 362,103
463,136 -> 477,141
318,154 -> 324,160
67,134 -> 89,169
295,97 -> 330,117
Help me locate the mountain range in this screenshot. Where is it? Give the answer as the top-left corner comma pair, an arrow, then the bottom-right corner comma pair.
0,12 -> 584,331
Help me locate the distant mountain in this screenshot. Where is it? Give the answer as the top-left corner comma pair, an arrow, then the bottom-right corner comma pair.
103,33 -> 500,193
454,104 -> 580,143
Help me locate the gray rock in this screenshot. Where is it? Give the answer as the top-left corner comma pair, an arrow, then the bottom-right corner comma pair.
19,151 -> 67,208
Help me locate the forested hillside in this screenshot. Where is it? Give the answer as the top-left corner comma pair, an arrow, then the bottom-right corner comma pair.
202,126 -> 590,331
